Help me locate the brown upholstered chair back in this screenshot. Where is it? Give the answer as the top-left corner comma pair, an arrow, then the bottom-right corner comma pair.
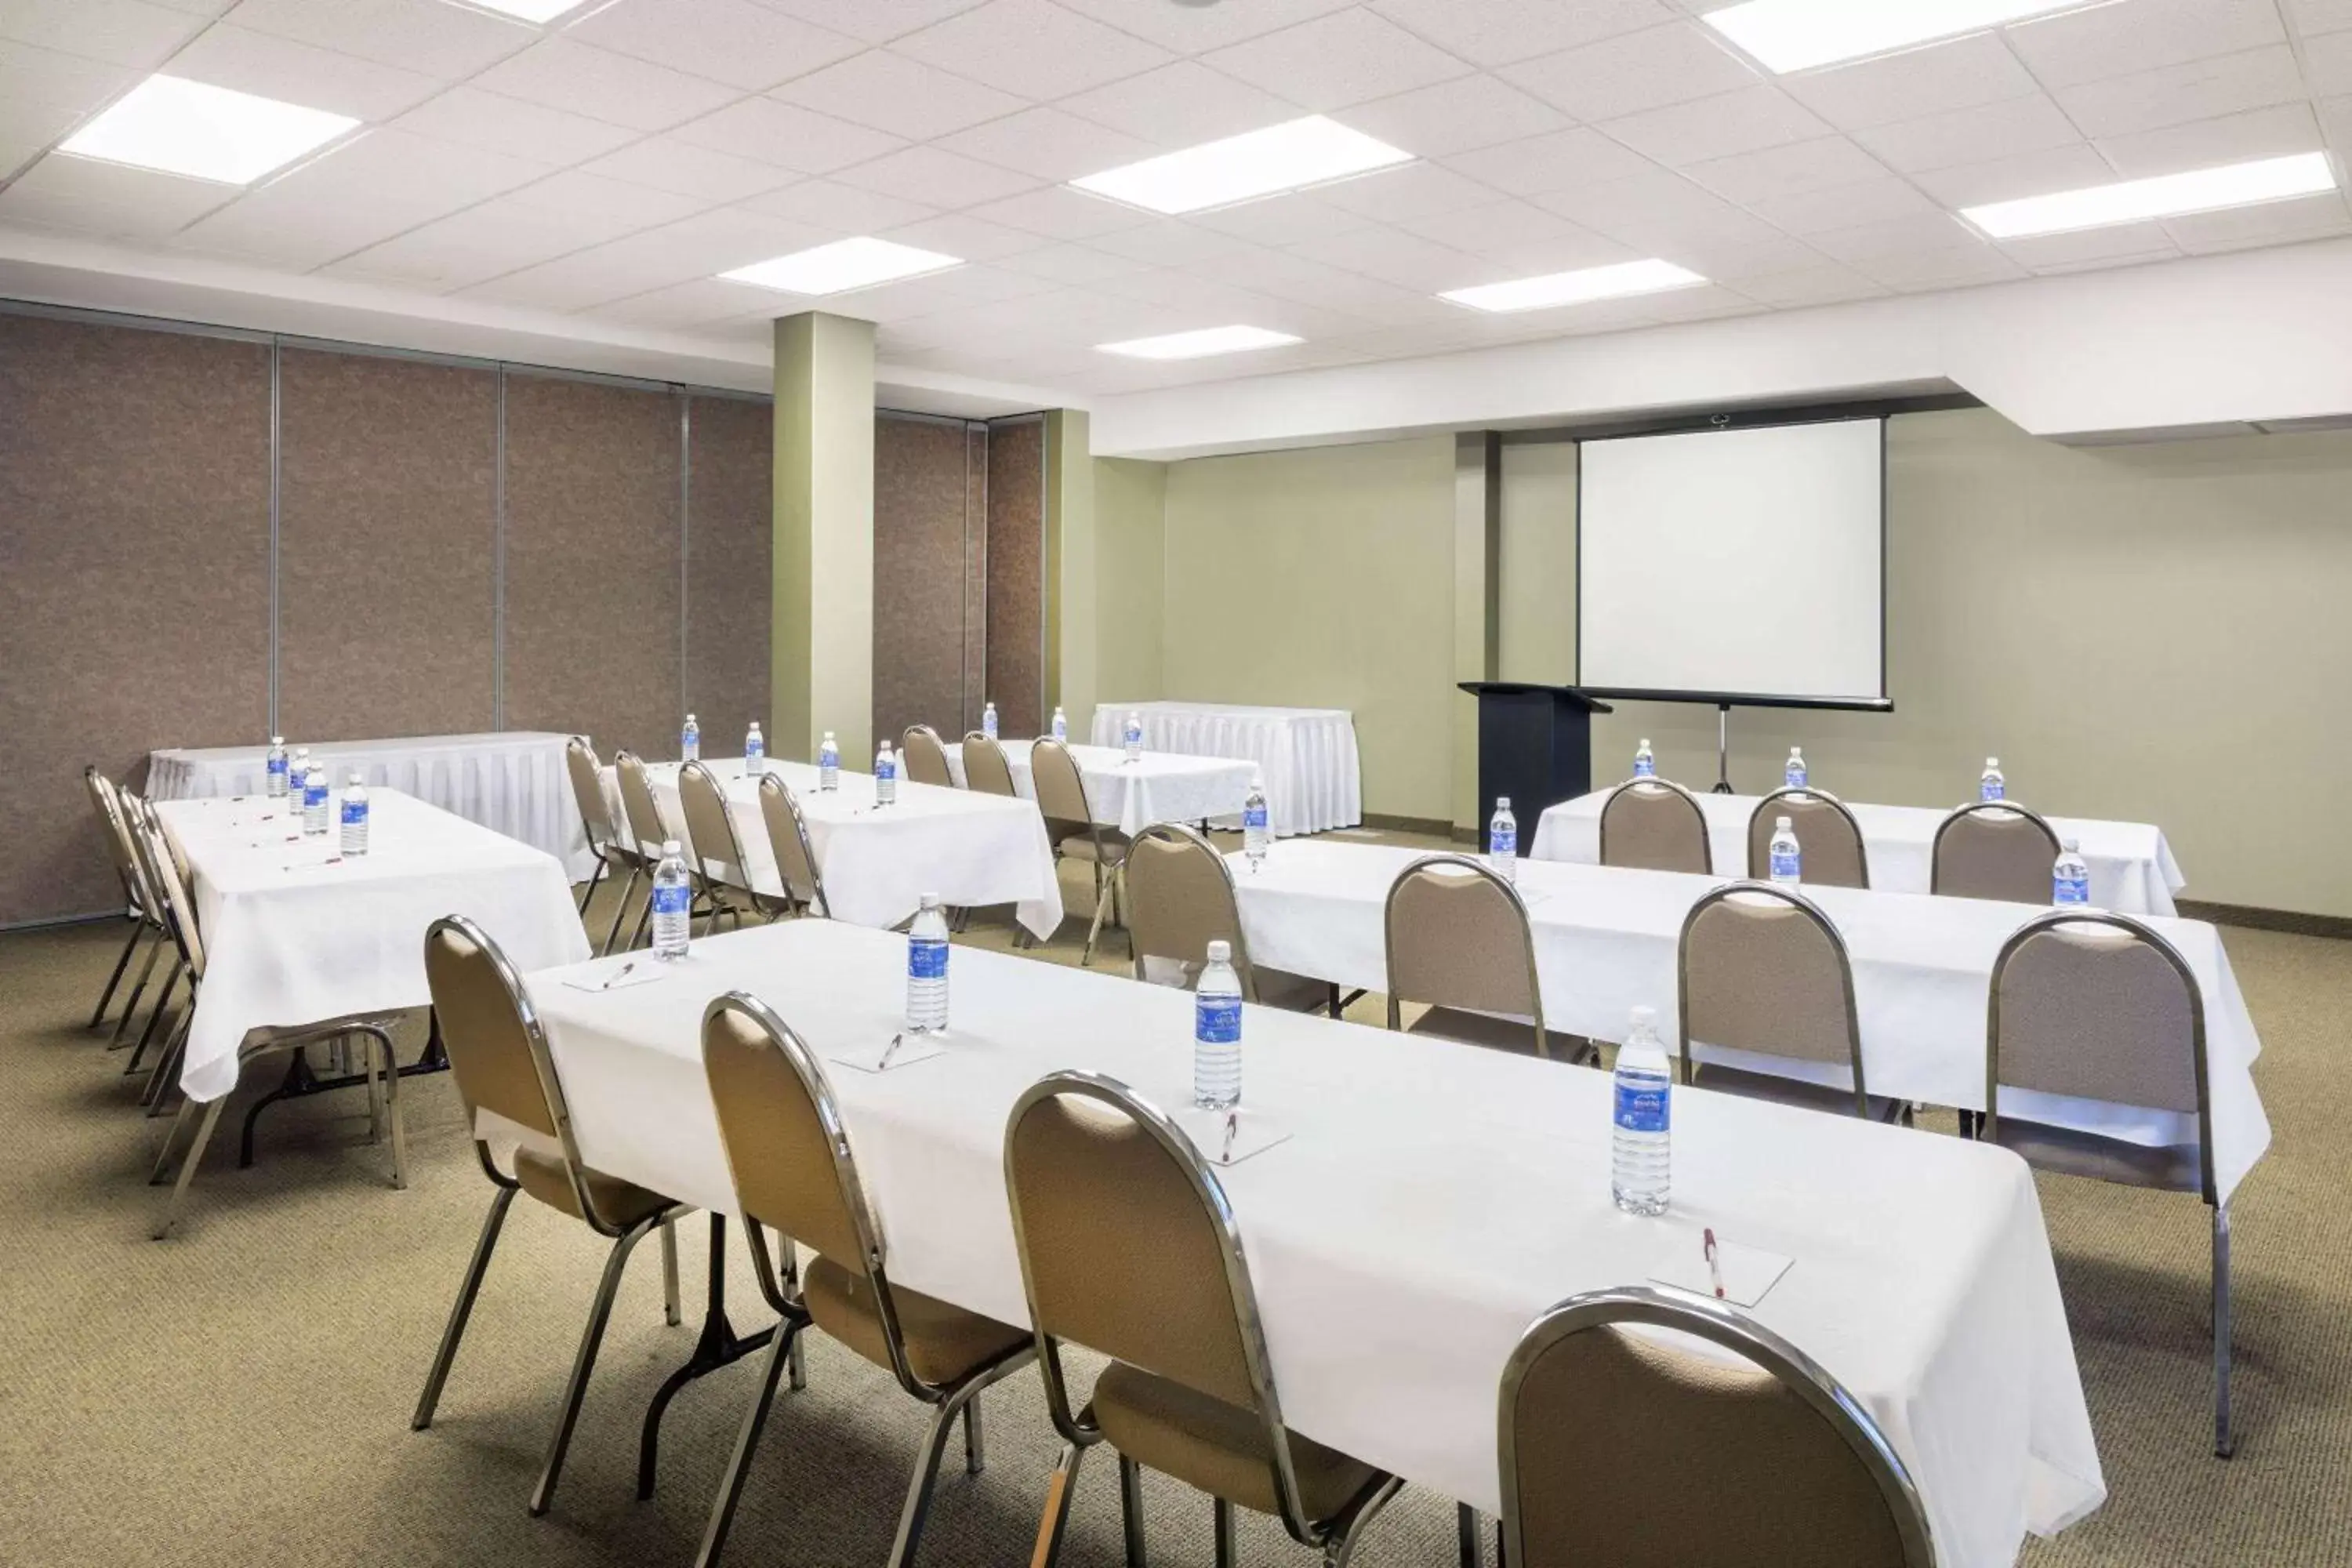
1383,856 -> 1543,1022
960,732 -> 1019,797
423,915 -> 567,1147
900,725 -> 953,789
1990,912 -> 2205,1121
1746,789 -> 1869,889
754,774 -> 826,913
1503,1287 -> 1931,1568
1933,803 -> 2060,904
1123,823 -> 1256,993
614,752 -> 670,858
677,760 -> 748,887
1027,739 -> 1096,843
565,737 -> 619,848
1679,885 -> 1860,1075
701,993 -> 875,1272
1599,779 -> 1713,874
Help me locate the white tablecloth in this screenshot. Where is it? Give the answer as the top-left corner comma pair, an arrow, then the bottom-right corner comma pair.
156,790 -> 588,1102
1229,840 -> 2268,1202
607,757 -> 1062,942
1091,702 -> 1359,837
1532,788 -> 2185,915
942,739 -> 1255,837
149,731 -> 595,881
525,919 -> 2101,1568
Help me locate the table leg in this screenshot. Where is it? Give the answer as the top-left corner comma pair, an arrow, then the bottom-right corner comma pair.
637,1213 -> 778,1501
237,1022 -> 451,1170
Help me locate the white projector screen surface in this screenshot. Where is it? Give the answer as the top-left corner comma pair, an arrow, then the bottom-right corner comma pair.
1579,418 -> 1886,705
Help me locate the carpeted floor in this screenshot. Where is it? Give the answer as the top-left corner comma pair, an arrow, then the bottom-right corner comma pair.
0,853 -> 2345,1566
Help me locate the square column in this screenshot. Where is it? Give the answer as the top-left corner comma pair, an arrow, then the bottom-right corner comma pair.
772,312 -> 875,763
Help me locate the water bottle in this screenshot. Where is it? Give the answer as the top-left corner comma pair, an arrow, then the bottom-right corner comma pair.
1487,796 -> 1518,883
1193,938 -> 1242,1110
265,736 -> 289,798
651,839 -> 691,959
339,773 -> 369,856
818,731 -> 840,792
1784,746 -> 1807,789
982,701 -> 999,741
1242,773 -> 1271,871
906,892 -> 949,1033
287,748 -> 310,816
874,741 -> 898,806
1123,710 -> 1143,762
2053,838 -> 2090,907
301,763 -> 330,836
745,720 -> 764,771
681,712 -> 700,762
1980,756 -> 2005,803
1051,706 -> 1068,742
1611,1005 -> 1671,1216
1768,815 -> 1801,884
1633,737 -> 1655,779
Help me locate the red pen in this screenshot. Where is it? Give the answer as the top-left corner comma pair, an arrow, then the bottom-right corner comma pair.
1704,1227 -> 1726,1300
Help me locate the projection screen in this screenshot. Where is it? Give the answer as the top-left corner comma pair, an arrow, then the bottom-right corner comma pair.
1577,417 -> 1886,707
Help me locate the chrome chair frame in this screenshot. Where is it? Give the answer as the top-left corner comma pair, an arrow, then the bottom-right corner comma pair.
1125,822 -> 1340,1015
753,773 -> 831,920
1010,1070 -> 1402,1568
111,793 -> 191,1084
89,775 -> 180,1055
1381,854 -> 1559,1062
84,766 -> 164,1031
1498,1285 -> 1935,1568
1030,738 -> 1127,965
1929,800 -> 2061,899
1675,880 -> 1885,1118
566,737 -> 642,953
1746,786 -> 1871,888
958,731 -> 1019,798
679,760 -> 784,935
900,724 -> 954,789
1597,775 -> 1714,873
612,750 -> 675,950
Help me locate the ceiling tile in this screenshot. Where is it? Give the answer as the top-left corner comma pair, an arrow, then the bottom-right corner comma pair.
1729,263 -> 1889,307
1056,0 -> 1356,52
0,40 -> 137,171
2318,89 -> 2352,146
1599,85 -> 1832,167
1994,221 -> 2178,270
565,0 -> 862,93
1681,136 -> 1892,205
470,37 -> 742,133
1185,192 -> 1375,247
1287,220 -> 1485,291
1531,167 -> 1747,234
1367,0 -> 1673,69
325,179 -> 699,291
2300,28 -> 2352,95
460,207 -> 838,309
1906,142 -> 2119,208
1845,241 -> 2026,291
890,0 -> 1174,101
2053,45 -> 2307,139
1778,31 -> 2042,133
579,276 -> 783,328
1500,22 -> 1759,122
1058,61 -> 1302,147
2094,102 -> 2326,176
739,177 -> 940,232
1192,247 -> 1458,318
166,23 -> 445,120
1338,75 -> 1570,158
579,136 -> 800,201
965,183 -> 1154,238
2005,0 -> 2285,89
1809,210 -> 1993,263
2288,0 -> 2352,34
1203,9 -> 1474,111
742,0 -> 993,46
393,86 -> 640,167
1314,162 -> 1505,222
0,0 -> 208,70
1438,127 -> 1659,196
2164,189 -> 2352,252
1854,93 -> 2088,173
670,96 -> 906,172
1644,230 -> 1829,281
0,152 -> 237,241
1739,176 -> 1941,235
992,241 -> 1154,282
508,168 -> 713,226
223,0 -> 532,79
1085,217 -> 1258,265
939,106 -> 1156,182
1397,199 -> 1636,267
873,211 -> 1051,263
833,144 -> 1041,206
768,49 -> 1025,140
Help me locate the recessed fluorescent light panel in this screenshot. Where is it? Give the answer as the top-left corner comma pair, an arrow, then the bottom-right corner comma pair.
59,74 -> 358,184
1070,115 -> 1412,215
1703,0 -> 2091,73
720,238 -> 963,295
1962,152 -> 2339,238
1098,325 -> 1303,360
445,0 -> 591,20
1442,260 -> 1708,314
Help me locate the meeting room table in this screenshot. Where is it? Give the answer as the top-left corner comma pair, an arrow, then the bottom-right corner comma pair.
1090,701 -> 1360,837
524,918 -> 2103,1568
941,737 -> 1256,835
1532,786 -> 2186,915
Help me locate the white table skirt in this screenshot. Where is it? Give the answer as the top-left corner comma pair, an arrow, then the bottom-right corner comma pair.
149,731 -> 596,882
157,791 -> 588,1102
943,739 -> 1255,837
1091,702 -> 1359,837
1229,840 -> 2269,1203
1532,787 -> 2185,916
607,757 -> 1063,941
526,919 -> 2101,1567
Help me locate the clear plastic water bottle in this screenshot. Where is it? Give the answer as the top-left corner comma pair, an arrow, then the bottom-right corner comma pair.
1051,706 -> 1069,742
265,735 -> 289,799
1980,756 -> 2005,803
2053,838 -> 2091,907
818,731 -> 840,792
906,892 -> 949,1033
745,720 -> 764,771
1193,938 -> 1242,1110
681,713 -> 700,763
1242,773 -> 1271,871
301,763 -> 330,836
874,741 -> 898,806
287,748 -> 310,817
651,839 -> 691,959
1487,796 -> 1518,883
1784,746 -> 1807,789
982,701 -> 999,741
1123,710 -> 1143,763
339,773 -> 368,856
1769,815 -> 1801,884
1611,1005 -> 1671,1217
1633,737 -> 1655,779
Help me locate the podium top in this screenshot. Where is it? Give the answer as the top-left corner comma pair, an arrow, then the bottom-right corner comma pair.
1456,682 -> 1614,713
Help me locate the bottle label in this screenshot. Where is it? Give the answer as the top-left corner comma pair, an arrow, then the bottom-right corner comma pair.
746,742 -> 763,760
340,800 -> 366,826
2055,873 -> 2089,906
1490,824 -> 1516,858
1770,847 -> 1799,880
1981,779 -> 2003,802
877,760 -> 895,780
267,756 -> 287,777
1196,994 -> 1241,1045
652,884 -> 691,917
305,782 -> 328,807
1243,804 -> 1269,832
1634,757 -> 1654,778
908,937 -> 949,979
1614,1079 -> 1670,1134
1053,717 -> 1067,739
983,714 -> 997,738
1786,766 -> 1806,788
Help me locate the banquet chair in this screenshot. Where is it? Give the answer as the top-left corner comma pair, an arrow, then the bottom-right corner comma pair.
613,752 -> 675,949
139,804 -> 407,1240
412,915 -> 687,1515
900,724 -> 954,789
89,773 -> 180,1058
83,766 -> 165,1033
1745,787 -> 1870,889
755,773 -> 831,919
1932,800 -> 2061,904
566,737 -> 641,952
1981,909 -> 2234,1457
1499,1285 -> 1933,1568
1007,1071 -> 1403,1568
1124,823 -> 1340,1016
1598,777 -> 1714,874
1676,883 -> 1903,1122
1030,739 -> 1130,964
115,793 -> 204,1096
693,993 -> 1033,1568
679,760 -> 786,934
960,732 -> 1019,798
1383,855 -> 1581,1062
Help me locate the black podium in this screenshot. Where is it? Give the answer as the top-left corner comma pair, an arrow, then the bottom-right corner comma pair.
1457,683 -> 1613,823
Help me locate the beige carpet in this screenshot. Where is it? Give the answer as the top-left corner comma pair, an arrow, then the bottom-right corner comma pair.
0,855 -> 2344,1566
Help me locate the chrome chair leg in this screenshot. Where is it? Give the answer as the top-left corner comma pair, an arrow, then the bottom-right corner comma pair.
412,1185 -> 519,1430
1457,1503 -> 1480,1568
962,1391 -> 985,1475
1120,1454 -> 1148,1567
884,1374 -> 992,1568
122,961 -> 181,1071
600,866 -> 641,956
576,855 -> 608,916
1323,1477 -> 1401,1568
1081,866 -> 1113,967
90,919 -> 147,1028
1030,1440 -> 1087,1568
367,1027 -> 408,1190
151,1095 -> 227,1240
2214,1201 -> 2235,1458
692,1317 -> 806,1568
142,1013 -> 190,1113
1212,1497 -> 1238,1568
111,937 -> 168,1045
661,1215 -> 683,1327
530,1213 -> 662,1517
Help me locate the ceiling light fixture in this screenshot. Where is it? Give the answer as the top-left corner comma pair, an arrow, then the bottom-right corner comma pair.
1440,260 -> 1708,314
1098,325 -> 1303,359
720,237 -> 964,295
1070,115 -> 1412,216
442,0 -> 592,21
59,74 -> 358,185
1701,0 -> 2093,74
1961,151 -> 2339,238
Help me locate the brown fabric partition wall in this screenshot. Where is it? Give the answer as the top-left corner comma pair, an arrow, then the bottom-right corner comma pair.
873,413 -> 977,747
684,394 -> 773,746
985,415 -> 1046,739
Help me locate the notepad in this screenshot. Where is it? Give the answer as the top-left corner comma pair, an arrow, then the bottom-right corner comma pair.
827,1034 -> 948,1074
560,962 -> 665,993
1171,1107 -> 1293,1167
1647,1232 -> 1793,1308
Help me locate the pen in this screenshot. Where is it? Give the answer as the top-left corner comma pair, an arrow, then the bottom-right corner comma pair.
597,960 -> 637,991
876,1032 -> 905,1071
1704,1227 -> 1726,1300
1221,1109 -> 1240,1163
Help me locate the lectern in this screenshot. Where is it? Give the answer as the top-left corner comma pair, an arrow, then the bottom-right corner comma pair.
1457,683 -> 1614,824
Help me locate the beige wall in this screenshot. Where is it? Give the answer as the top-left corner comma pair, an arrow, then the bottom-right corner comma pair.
1497,440 -> 1579,685
1094,456 -> 1167,703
